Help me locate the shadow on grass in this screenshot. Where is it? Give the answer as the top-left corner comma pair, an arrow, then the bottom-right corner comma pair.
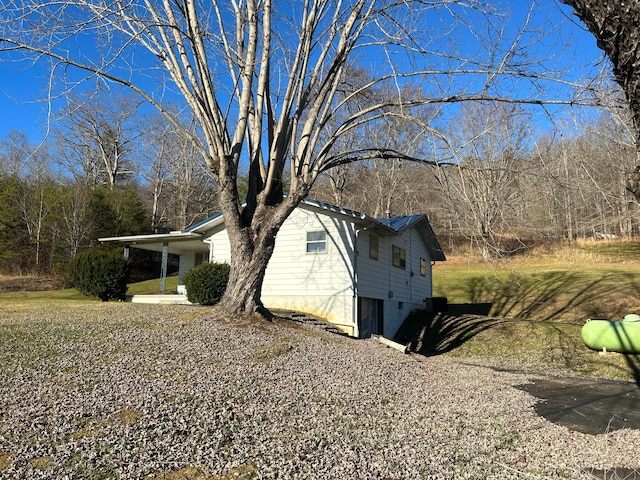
464,270 -> 640,324
394,306 -> 640,385
394,304 -> 503,356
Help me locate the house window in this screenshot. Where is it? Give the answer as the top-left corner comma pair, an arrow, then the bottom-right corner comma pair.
369,233 -> 379,260
420,258 -> 427,276
306,231 -> 327,253
195,252 -> 208,267
392,245 -> 406,269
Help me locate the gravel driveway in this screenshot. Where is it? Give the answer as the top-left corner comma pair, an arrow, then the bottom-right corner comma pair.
0,303 -> 638,479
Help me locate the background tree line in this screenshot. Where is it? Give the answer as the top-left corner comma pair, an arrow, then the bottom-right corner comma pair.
311,83 -> 639,260
1,77 -> 636,276
0,90 -> 219,275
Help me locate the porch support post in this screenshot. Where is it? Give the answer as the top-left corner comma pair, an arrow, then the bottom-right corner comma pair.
160,242 -> 169,293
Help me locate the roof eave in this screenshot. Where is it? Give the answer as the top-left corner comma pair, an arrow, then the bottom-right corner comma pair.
415,218 -> 446,262
99,232 -> 203,244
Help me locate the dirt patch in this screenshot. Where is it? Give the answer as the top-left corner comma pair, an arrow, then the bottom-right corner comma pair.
0,275 -> 66,294
518,377 -> 640,435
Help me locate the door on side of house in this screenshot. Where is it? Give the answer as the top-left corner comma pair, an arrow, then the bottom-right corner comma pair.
358,297 -> 384,338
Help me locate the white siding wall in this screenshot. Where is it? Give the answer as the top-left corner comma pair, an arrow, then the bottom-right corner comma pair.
184,206 -> 438,339
205,224 -> 232,263
356,226 -> 435,338
177,254 -> 196,294
261,207 -> 356,332
356,231 -> 392,300
178,225 -> 230,294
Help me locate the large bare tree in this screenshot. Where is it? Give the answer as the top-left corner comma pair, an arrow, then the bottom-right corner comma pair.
561,1 -> 640,197
0,0 -> 589,316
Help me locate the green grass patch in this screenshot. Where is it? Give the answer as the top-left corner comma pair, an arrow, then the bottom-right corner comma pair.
0,287 -> 97,304
396,311 -> 640,381
0,276 -> 179,304
126,275 -> 178,295
404,239 -> 640,381
432,261 -> 640,324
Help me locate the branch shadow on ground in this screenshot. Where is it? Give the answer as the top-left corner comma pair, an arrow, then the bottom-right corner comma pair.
394,307 -> 640,385
394,304 -> 503,356
398,269 -> 640,380
466,270 -> 640,323
625,354 -> 640,385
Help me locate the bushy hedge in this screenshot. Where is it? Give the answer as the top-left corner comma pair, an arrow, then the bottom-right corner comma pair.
183,262 -> 230,305
68,247 -> 130,301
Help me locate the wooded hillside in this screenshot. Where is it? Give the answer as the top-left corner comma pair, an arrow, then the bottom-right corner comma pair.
1,86 -> 637,274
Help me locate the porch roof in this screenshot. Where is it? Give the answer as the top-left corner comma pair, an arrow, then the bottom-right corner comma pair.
98,231 -> 208,255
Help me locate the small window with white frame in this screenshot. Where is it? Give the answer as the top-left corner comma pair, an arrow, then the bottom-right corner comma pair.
420,257 -> 427,276
306,230 -> 327,253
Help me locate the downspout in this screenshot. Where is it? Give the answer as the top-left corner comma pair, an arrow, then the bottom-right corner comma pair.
205,238 -> 214,262
376,335 -> 410,354
352,226 -> 359,338
409,230 -> 412,302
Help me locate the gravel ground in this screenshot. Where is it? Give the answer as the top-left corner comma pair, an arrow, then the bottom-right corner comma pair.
0,303 -> 639,479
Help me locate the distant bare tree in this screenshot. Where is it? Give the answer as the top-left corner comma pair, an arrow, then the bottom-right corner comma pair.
441,102 -> 531,260
142,115 -> 218,231
54,92 -> 143,188
58,184 -> 93,257
0,130 -> 31,177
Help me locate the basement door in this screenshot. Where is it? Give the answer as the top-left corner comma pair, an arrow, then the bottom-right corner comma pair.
358,297 -> 384,338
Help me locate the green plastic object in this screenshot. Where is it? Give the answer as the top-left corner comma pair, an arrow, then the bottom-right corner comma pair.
581,317 -> 640,353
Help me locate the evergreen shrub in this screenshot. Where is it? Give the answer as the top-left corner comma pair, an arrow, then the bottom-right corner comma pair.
68,247 -> 130,301
182,262 -> 230,305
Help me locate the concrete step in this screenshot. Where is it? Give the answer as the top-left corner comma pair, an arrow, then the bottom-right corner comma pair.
128,294 -> 191,305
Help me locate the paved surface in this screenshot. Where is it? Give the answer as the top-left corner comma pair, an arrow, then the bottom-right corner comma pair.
519,377 -> 640,435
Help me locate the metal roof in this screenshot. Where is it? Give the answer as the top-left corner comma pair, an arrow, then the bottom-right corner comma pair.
184,211 -> 223,232
101,198 -> 445,261
377,214 -> 446,262
376,214 -> 424,231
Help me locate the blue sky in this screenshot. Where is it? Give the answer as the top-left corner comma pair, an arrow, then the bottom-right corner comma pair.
0,1 -> 606,145
0,59 -> 52,141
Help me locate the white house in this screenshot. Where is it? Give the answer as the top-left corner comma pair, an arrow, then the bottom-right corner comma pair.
100,198 -> 445,338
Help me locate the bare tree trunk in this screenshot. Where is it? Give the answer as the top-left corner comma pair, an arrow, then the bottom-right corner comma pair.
562,1 -> 640,198
220,234 -> 274,316
216,194 -> 304,315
